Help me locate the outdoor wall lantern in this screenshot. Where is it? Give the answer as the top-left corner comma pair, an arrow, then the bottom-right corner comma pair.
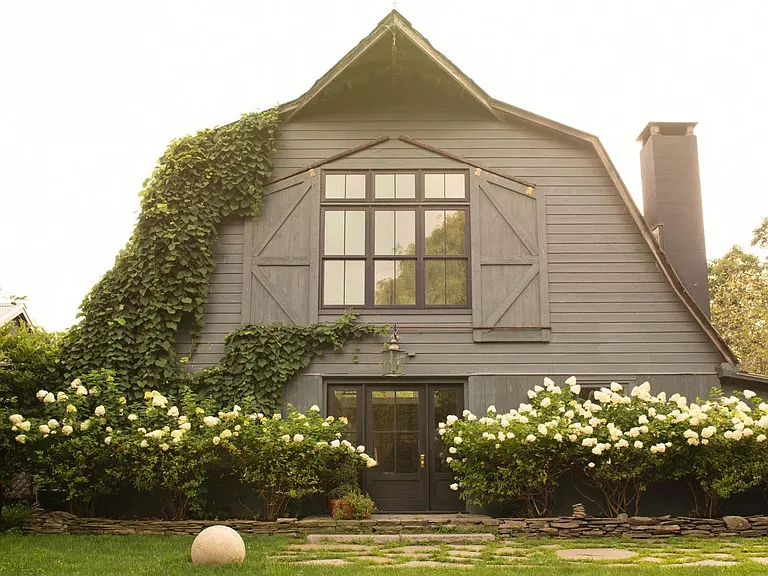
383,323 -> 408,376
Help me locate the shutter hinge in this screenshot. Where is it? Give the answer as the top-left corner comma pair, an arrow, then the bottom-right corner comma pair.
526,186 -> 534,196
309,168 -> 316,177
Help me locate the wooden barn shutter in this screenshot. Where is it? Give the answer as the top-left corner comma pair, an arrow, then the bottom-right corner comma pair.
241,172 -> 319,326
470,171 -> 550,342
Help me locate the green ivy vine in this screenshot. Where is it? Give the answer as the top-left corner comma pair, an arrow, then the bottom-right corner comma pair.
59,109 -> 279,393
196,314 -> 386,410
58,109 -> 382,408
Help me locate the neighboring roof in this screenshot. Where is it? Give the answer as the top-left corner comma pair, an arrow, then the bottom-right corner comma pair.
277,9 -> 739,366
0,302 -> 33,327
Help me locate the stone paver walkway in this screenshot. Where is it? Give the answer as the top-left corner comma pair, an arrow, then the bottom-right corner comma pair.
268,534 -> 768,568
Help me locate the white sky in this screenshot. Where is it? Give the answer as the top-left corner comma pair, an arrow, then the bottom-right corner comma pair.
1,0 -> 766,331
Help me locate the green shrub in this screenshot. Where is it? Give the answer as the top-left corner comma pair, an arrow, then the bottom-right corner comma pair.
0,501 -> 31,532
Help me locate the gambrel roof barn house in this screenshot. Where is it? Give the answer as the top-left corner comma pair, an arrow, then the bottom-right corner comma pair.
177,11 -> 749,512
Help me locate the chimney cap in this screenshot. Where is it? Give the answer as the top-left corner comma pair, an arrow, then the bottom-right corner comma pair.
637,122 -> 698,145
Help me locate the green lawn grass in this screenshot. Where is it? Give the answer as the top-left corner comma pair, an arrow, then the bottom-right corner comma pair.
3,534 -> 768,575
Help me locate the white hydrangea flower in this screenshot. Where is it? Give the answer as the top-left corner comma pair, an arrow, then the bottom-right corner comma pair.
588,462 -> 595,468
330,439 -> 340,448
487,405 -> 497,414
56,392 -> 68,402
8,414 -> 23,425
467,413 -> 477,421
744,390 -> 757,399
18,421 -> 31,432
537,424 -> 548,436
219,429 -> 231,439
366,458 -> 377,468
308,404 -> 320,412
582,437 -> 597,447
94,405 -> 106,417
39,424 -> 51,434
554,433 -> 563,442
615,439 -> 629,449
151,393 -> 168,408
212,436 -> 221,445
525,434 -> 536,443
180,422 -> 191,431
527,390 -> 537,399
36,390 -> 48,400
541,397 -> 551,408
80,420 -> 91,431
506,431 -> 515,439
128,414 -> 138,421
610,382 -> 623,393
203,416 -> 219,427
167,406 -> 179,418
446,415 -> 458,426
446,457 -> 453,463
462,409 -> 471,417
15,434 -> 26,444
293,434 -> 305,442
159,443 -> 169,451
543,377 -> 555,387
43,393 -> 55,403
634,440 -> 643,449
450,483 -> 459,491
758,434 -> 767,443
454,436 -> 463,445
449,446 -> 458,454
104,436 -> 112,445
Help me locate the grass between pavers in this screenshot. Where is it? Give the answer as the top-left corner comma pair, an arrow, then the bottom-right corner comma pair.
4,534 -> 768,575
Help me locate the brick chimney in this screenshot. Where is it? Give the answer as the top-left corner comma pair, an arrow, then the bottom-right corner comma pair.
637,122 -> 710,318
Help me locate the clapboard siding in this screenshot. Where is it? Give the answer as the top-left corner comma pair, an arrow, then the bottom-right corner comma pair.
185,99 -> 726,388
175,217 -> 244,365
466,374 -> 721,415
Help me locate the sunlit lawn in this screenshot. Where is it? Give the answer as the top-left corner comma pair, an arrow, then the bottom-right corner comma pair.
4,534 -> 768,575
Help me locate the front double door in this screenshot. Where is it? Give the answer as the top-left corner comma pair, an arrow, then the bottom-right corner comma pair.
328,382 -> 464,512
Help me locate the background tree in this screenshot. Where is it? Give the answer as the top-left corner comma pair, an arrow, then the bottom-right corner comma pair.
708,219 -> 768,374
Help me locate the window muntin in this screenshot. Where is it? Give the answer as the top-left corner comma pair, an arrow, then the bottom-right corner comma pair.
321,170 -> 469,308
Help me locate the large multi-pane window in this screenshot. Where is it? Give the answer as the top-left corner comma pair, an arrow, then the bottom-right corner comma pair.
321,170 -> 470,309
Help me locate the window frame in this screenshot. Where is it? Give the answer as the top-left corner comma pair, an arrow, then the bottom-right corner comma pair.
320,168 -> 471,310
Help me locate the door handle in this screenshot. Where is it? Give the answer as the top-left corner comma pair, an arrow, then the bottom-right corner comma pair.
420,454 -> 425,468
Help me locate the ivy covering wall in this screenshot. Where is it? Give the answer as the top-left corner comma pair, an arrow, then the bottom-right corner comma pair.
58,109 -> 382,410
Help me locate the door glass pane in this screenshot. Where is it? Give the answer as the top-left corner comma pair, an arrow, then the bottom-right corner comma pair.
425,260 -> 446,305
374,261 -> 395,306
396,390 -> 419,431
397,433 -> 419,473
372,432 -> 395,473
325,175 -> 345,199
424,210 -> 445,255
396,174 -> 416,198
445,173 -> 466,198
332,390 -> 358,445
425,173 -> 445,198
395,211 -> 416,255
446,260 -> 467,305
434,390 -> 458,472
375,211 -> 395,255
323,261 -> 344,305
375,174 -> 395,198
324,211 -> 345,255
372,391 -> 395,430
344,261 -> 365,305
345,212 -> 366,256
445,210 -> 466,255
346,174 -> 366,199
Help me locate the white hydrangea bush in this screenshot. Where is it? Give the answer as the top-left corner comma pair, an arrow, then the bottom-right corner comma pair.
439,377 -> 583,517
439,377 -> 768,518
8,372 -> 374,520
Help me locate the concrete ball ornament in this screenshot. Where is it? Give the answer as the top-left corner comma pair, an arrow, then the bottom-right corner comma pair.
191,525 -> 246,565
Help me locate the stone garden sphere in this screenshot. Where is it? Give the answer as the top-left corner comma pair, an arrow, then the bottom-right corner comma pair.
191,525 -> 246,565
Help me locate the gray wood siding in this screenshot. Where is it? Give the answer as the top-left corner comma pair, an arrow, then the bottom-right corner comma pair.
465,374 -> 721,417
183,102 -> 726,390
175,217 -> 244,367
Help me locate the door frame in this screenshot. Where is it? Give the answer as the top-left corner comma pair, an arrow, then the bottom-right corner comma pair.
325,378 -> 465,512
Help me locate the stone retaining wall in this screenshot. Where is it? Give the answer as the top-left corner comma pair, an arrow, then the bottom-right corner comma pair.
22,508 -> 768,539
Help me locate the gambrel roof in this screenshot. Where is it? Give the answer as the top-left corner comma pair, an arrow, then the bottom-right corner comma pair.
277,10 -> 738,366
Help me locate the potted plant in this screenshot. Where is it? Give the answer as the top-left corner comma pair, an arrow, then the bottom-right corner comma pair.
330,485 -> 375,520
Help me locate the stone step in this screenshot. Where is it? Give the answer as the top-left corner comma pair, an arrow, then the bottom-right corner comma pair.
306,533 -> 495,544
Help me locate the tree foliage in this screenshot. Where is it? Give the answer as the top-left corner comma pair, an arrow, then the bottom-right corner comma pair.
709,238 -> 768,375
